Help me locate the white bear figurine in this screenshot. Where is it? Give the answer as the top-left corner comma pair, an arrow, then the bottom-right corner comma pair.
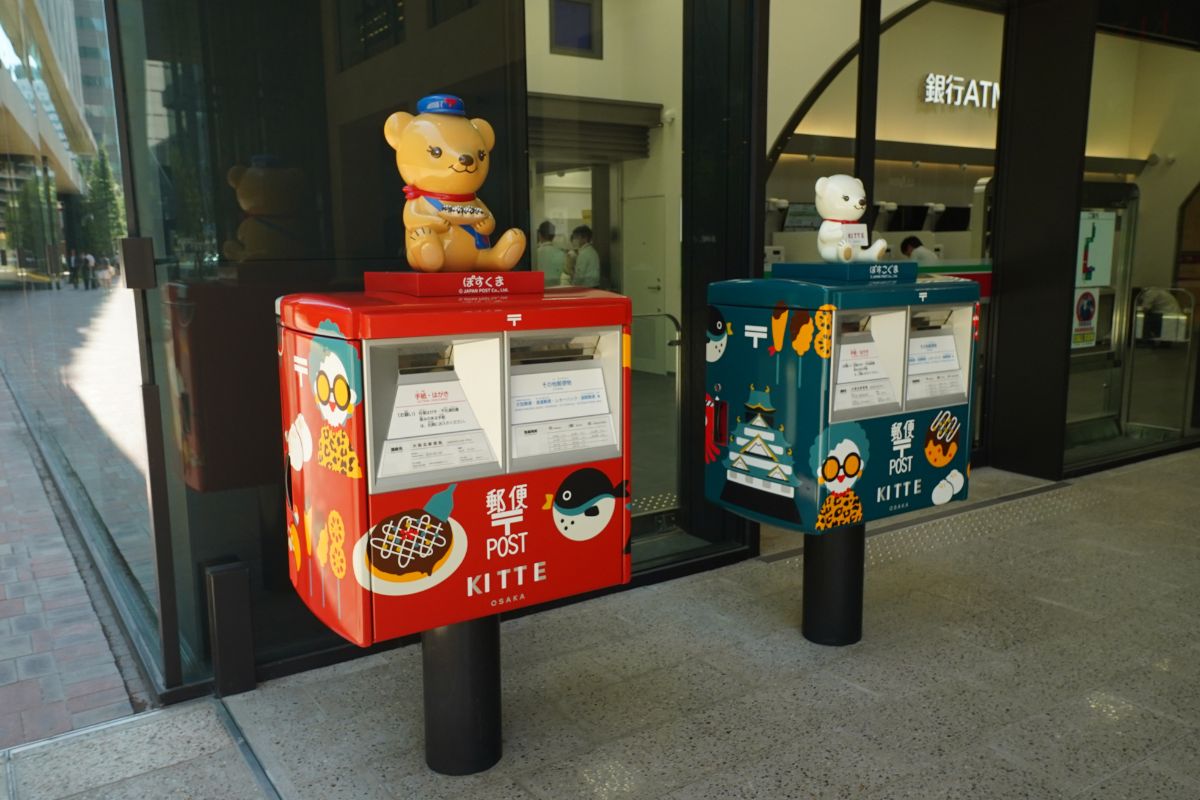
814,174 -> 888,263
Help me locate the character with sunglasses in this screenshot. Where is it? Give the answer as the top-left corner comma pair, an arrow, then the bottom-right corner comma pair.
309,323 -> 365,479
811,423 -> 869,531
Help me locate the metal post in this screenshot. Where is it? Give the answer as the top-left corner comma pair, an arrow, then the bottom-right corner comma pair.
421,615 -> 502,775
801,523 -> 865,646
205,563 -> 257,696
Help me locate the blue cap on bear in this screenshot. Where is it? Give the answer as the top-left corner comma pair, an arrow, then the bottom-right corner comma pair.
417,94 -> 466,116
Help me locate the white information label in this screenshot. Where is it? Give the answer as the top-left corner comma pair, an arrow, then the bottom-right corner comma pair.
386,379 -> 482,440
511,414 -> 616,459
842,224 -> 869,246
907,370 -> 964,401
833,379 -> 896,412
511,367 -> 610,425
377,430 -> 495,478
908,334 -> 960,375
837,340 -> 888,382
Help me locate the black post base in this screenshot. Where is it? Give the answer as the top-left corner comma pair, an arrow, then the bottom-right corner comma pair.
421,615 -> 502,775
802,523 -> 865,646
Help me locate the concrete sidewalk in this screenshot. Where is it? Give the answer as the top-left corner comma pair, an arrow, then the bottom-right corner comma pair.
3,449 -> 1199,799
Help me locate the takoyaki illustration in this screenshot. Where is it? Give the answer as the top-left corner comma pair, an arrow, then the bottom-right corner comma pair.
543,468 -> 628,542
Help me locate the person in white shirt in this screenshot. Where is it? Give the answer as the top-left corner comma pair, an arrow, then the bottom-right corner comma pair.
900,236 -> 940,265
534,221 -> 567,286
569,225 -> 600,288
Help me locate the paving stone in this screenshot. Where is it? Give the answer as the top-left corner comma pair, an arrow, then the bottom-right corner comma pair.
20,701 -> 72,741
10,613 -> 45,633
66,685 -> 130,714
16,652 -> 56,679
0,633 -> 31,662
0,710 -> 23,749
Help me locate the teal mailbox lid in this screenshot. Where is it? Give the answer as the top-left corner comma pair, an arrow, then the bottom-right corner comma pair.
772,261 -> 918,282
708,272 -> 979,310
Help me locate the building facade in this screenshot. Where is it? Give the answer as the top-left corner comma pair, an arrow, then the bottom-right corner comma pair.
0,0 -> 1196,700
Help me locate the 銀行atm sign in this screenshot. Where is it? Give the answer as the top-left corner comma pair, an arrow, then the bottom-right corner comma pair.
359,461 -> 630,643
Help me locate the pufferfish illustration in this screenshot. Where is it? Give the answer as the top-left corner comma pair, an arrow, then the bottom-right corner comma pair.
706,306 -> 732,363
543,468 -> 629,542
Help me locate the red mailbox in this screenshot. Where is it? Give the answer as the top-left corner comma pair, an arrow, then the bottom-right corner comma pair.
277,271 -> 631,645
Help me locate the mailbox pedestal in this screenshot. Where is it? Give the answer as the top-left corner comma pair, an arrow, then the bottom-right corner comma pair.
422,616 -> 502,774
801,523 -> 865,645
705,262 -> 979,642
278,271 -> 632,773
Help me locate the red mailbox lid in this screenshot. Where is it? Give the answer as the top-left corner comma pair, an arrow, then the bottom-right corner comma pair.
279,272 -> 630,339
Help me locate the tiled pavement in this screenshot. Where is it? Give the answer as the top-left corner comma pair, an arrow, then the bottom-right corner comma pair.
3,448 -> 1199,798
0,287 -> 157,610
0,364 -> 138,748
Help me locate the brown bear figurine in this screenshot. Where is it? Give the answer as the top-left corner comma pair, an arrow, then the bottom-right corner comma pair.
224,156 -> 309,261
384,94 -> 526,272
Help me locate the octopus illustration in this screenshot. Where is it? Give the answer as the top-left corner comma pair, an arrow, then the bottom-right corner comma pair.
704,393 -> 724,464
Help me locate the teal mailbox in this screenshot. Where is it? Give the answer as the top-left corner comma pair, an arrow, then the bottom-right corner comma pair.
705,261 -> 979,644
705,261 -> 979,533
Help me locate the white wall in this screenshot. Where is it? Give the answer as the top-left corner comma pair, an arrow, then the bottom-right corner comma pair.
1127,42 -> 1200,288
767,0 -> 919,149
1086,35 -> 1140,158
526,0 -> 683,321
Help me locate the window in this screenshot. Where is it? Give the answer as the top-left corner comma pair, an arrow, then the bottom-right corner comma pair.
337,0 -> 405,70
550,0 -> 601,59
428,0 -> 478,27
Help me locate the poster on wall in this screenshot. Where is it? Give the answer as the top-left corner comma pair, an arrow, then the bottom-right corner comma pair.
1076,211 -> 1116,288
1072,289 -> 1098,349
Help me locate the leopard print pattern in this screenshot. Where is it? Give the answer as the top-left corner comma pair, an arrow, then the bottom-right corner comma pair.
814,489 -> 863,531
318,426 -> 363,478
327,510 -> 347,579
813,304 -> 836,359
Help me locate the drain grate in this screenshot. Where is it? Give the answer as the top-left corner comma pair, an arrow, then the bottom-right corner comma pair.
865,482 -> 1087,568
631,492 -> 680,516
759,481 -> 1081,565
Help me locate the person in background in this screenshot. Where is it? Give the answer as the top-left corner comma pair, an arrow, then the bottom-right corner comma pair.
569,224 -> 600,288
83,251 -> 97,289
900,235 -> 940,265
98,256 -> 115,289
535,221 -> 567,287
67,249 -> 79,288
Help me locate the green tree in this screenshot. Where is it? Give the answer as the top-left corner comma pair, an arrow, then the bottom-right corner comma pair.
7,176 -> 49,270
80,149 -> 127,258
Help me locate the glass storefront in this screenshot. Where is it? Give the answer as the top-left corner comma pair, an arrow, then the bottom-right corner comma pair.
106,0 -> 754,690
766,1 -> 998,453
0,0 -> 161,675
1063,33 -> 1200,469
766,1 -> 1200,476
